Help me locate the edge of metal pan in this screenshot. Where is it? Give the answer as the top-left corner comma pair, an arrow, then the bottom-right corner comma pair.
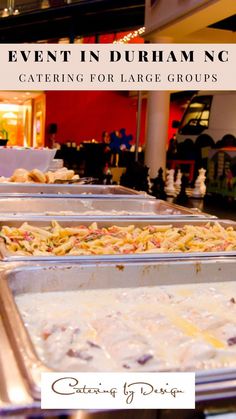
0,275 -> 50,400
0,193 -> 152,199
0,213 -> 217,220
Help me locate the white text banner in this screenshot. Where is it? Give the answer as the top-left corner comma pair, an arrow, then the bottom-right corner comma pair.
0,44 -> 235,90
41,372 -> 195,409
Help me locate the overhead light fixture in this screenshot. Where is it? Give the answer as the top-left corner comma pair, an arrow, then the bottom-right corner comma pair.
113,27 -> 145,44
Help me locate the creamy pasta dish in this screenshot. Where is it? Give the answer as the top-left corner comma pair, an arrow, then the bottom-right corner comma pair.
1,221 -> 236,256
15,282 -> 236,372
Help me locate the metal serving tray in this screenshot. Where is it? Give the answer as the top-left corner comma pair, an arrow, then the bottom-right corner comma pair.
0,217 -> 234,262
0,184 -> 150,199
1,259 -> 236,402
0,197 -> 214,219
0,316 -> 39,415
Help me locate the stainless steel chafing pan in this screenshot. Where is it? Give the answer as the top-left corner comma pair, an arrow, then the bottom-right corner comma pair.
0,217 -> 234,262
0,197 -> 215,219
0,184 -> 150,198
1,259 -> 236,402
0,314 -> 39,415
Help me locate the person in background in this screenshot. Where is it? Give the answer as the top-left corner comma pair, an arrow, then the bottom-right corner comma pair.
101,130 -> 111,165
101,131 -> 111,150
110,130 -> 121,166
167,134 -> 178,160
119,128 -> 133,151
47,123 -> 58,149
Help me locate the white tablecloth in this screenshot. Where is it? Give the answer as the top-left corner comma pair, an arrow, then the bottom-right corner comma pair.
0,148 -> 57,177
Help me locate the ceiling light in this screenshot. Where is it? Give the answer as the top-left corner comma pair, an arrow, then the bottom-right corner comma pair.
113,27 -> 145,44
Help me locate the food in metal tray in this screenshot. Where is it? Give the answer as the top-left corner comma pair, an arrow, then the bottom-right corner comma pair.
0,167 -> 79,184
0,221 -> 236,256
15,282 -> 236,371
44,209 -> 181,216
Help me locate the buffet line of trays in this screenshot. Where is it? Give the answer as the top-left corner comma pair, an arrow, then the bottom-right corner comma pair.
1,184 -> 236,415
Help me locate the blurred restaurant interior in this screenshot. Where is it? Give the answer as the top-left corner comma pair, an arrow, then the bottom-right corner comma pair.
0,89 -> 191,148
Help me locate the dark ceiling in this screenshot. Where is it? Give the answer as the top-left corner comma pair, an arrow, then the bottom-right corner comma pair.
208,14 -> 236,32
0,0 -> 145,43
2,3 -> 234,44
